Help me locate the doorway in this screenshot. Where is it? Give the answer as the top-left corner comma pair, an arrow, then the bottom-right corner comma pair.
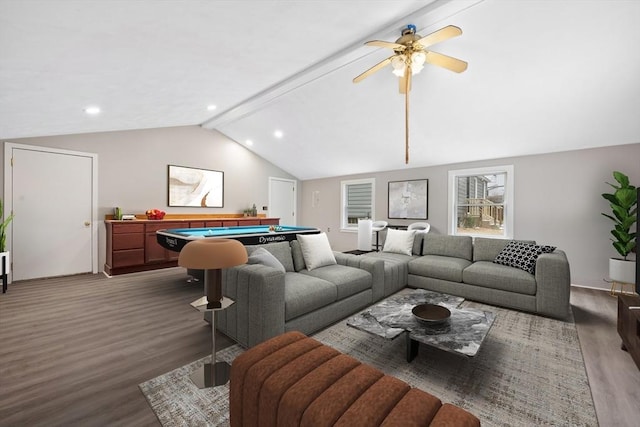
268,177 -> 296,226
4,143 -> 98,282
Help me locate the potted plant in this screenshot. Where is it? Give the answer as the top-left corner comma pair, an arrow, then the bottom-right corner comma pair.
601,171 -> 637,284
0,198 -> 14,253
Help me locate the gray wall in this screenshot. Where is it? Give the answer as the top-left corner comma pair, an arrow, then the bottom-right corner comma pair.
299,143 -> 640,290
1,125 -> 298,271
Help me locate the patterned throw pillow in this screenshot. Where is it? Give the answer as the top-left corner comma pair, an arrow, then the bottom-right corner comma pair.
493,241 -> 556,274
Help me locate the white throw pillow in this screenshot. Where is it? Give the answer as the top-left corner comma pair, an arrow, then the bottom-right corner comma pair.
297,232 -> 337,271
382,229 -> 417,256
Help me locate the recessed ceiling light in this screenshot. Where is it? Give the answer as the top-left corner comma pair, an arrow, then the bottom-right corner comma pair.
274,130 -> 283,138
84,106 -> 101,115
207,104 -> 217,111
245,139 -> 253,146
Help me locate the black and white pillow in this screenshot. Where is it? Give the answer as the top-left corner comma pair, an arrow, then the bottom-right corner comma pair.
493,241 -> 556,274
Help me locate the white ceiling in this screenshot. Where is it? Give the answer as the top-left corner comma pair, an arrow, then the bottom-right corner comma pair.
1,0 -> 639,180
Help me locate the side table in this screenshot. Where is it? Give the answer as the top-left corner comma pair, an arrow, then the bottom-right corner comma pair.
617,294 -> 640,370
1,252 -> 9,293
190,296 -> 235,387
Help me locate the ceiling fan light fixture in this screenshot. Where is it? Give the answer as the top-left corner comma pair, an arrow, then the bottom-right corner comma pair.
391,55 -> 406,77
411,51 -> 426,66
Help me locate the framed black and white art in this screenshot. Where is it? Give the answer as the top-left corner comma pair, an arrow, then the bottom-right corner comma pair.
388,179 -> 428,220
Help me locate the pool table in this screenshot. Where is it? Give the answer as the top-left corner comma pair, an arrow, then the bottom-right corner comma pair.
156,225 -> 321,252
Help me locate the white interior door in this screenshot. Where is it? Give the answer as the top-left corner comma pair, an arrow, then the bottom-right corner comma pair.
5,144 -> 97,281
269,177 -> 296,226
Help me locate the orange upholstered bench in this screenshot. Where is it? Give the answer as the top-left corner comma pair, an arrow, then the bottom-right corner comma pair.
230,331 -> 480,427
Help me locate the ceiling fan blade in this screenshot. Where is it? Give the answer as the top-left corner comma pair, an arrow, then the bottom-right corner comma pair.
416,25 -> 462,48
365,40 -> 406,51
353,56 -> 394,83
425,50 -> 468,73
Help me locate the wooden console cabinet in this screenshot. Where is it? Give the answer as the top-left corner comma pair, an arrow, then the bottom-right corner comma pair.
105,217 -> 280,275
617,294 -> 640,370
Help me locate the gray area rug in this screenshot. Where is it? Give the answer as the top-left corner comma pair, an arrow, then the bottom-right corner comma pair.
139,297 -> 598,426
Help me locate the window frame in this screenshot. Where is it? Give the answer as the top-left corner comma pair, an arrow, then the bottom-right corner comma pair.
447,165 -> 514,239
340,178 -> 375,232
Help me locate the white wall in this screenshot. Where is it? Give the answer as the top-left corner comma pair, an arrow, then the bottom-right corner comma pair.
299,143 -> 640,290
1,125 -> 298,272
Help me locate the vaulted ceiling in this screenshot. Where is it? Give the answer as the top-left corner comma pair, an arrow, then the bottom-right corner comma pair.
1,0 -> 639,180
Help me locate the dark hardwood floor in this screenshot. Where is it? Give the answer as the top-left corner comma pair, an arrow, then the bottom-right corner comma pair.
1,271 -> 638,426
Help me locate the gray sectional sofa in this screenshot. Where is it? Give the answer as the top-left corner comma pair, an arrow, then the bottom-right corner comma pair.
216,241 -> 384,348
212,232 -> 570,349
363,233 -> 571,320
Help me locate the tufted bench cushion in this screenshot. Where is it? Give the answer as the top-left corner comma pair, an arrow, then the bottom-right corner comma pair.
230,331 -> 480,427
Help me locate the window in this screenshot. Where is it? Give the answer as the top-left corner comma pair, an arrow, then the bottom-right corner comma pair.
341,178 -> 375,231
448,165 -> 514,238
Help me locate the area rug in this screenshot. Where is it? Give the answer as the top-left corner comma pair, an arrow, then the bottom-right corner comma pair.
139,297 -> 598,426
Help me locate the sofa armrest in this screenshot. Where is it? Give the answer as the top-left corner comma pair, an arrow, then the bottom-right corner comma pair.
220,264 -> 286,348
535,249 -> 571,319
334,252 -> 385,302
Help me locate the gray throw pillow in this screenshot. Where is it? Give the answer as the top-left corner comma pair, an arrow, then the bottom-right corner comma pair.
247,247 -> 286,272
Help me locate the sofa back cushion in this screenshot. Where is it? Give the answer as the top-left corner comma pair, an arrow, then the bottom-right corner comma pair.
290,240 -> 306,272
473,237 -> 536,262
246,241 -> 295,272
422,235 -> 473,261
247,247 -> 286,272
412,232 -> 426,255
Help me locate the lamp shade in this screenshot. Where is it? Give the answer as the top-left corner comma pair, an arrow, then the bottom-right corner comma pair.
178,238 -> 248,270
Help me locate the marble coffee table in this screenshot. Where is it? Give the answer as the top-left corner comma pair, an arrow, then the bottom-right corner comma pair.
347,289 -> 495,362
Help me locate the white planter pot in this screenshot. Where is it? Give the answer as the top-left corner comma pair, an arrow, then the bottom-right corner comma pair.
609,258 -> 636,284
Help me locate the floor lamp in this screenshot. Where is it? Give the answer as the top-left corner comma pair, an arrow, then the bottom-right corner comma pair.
178,238 -> 248,388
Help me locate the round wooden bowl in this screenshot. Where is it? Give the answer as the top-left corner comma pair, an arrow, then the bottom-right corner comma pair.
412,303 -> 451,324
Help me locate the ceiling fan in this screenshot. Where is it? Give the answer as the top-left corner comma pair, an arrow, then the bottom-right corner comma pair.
353,24 -> 467,164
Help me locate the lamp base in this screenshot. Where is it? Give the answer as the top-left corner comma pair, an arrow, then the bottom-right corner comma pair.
190,362 -> 231,388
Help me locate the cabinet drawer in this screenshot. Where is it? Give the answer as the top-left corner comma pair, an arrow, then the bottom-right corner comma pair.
113,233 -> 144,250
112,249 -> 144,267
113,223 -> 144,233
260,219 -> 280,225
145,222 -> 183,232
242,219 -> 260,226
205,221 -> 223,227
222,220 -> 239,226
189,221 -> 205,228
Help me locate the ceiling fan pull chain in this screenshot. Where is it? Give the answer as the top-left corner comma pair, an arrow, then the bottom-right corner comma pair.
405,68 -> 411,164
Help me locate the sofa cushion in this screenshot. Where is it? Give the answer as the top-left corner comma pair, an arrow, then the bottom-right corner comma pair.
494,241 -> 556,274
284,273 -> 337,321
422,235 -> 473,261
412,232 -> 426,255
463,261 -> 537,295
246,241 -> 295,272
382,229 -> 416,256
246,247 -> 286,272
297,232 -> 337,271
408,255 -> 472,283
473,237 -> 536,262
301,264 -> 372,300
290,240 -> 306,272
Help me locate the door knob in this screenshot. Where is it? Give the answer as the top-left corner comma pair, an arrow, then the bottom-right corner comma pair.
84,221 -> 91,227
